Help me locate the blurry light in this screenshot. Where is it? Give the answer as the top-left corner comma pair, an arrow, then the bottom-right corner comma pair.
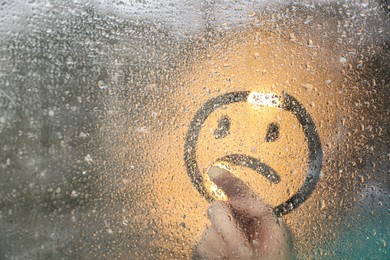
248,92 -> 283,108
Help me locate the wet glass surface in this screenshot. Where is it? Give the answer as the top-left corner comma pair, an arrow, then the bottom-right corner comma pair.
0,0 -> 389,259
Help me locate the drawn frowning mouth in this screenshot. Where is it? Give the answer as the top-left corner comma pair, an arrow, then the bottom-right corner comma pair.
215,154 -> 280,184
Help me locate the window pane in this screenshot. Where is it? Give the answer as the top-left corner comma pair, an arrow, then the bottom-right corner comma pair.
0,1 -> 388,259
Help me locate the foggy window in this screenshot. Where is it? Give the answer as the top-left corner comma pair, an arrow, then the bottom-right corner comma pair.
0,0 -> 388,259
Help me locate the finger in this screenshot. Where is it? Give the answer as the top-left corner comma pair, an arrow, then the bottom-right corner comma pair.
208,166 -> 254,199
208,166 -> 272,219
207,201 -> 254,259
208,166 -> 291,258
195,225 -> 227,259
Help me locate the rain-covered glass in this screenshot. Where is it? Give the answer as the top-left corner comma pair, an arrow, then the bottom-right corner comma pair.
0,0 -> 388,259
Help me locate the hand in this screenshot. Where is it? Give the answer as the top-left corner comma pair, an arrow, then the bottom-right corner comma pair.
194,166 -> 291,259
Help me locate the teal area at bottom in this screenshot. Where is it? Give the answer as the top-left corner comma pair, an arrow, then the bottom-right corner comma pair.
335,210 -> 388,259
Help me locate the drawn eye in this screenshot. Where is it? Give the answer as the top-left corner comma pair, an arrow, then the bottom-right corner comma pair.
265,122 -> 280,142
214,115 -> 231,139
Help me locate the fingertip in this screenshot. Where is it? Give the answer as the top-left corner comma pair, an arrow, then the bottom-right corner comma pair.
208,166 -> 251,199
208,166 -> 224,180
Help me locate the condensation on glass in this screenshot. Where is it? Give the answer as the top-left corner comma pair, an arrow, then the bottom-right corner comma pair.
0,1 -> 388,259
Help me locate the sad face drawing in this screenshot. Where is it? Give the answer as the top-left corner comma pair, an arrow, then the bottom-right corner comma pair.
184,91 -> 322,216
